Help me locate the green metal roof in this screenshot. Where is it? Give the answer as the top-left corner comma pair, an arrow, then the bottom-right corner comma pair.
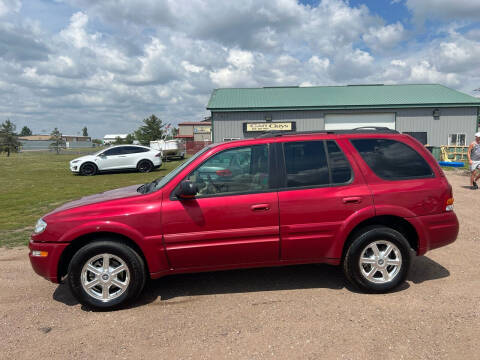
207,84 -> 480,111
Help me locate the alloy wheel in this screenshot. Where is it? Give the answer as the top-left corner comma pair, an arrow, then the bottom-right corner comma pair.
358,240 -> 402,284
80,253 -> 130,302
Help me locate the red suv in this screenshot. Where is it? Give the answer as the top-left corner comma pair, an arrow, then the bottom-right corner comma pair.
29,128 -> 459,309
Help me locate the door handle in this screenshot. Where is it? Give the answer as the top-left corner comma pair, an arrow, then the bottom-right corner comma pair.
342,197 -> 362,204
251,204 -> 271,211
118,155 -> 127,157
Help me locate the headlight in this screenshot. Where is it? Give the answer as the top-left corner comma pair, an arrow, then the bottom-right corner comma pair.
71,160 -> 79,164
34,218 -> 47,234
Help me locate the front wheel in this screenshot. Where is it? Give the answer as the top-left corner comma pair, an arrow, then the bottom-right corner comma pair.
343,226 -> 411,293
68,241 -> 146,310
79,162 -> 97,176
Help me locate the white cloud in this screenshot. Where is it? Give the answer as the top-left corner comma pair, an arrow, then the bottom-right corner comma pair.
0,0 -> 480,137
409,60 -> 459,86
363,22 -> 405,52
181,61 -> 204,74
60,12 -> 95,49
0,0 -> 21,17
406,0 -> 480,22
227,49 -> 254,69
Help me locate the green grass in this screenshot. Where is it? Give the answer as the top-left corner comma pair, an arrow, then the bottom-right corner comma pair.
0,150 -> 183,247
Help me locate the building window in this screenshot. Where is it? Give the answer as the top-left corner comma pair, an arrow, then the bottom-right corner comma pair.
403,132 -> 427,145
448,134 -> 466,146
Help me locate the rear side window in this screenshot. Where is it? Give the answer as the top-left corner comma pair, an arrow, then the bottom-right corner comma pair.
283,140 -> 352,188
284,141 -> 329,187
326,141 -> 352,183
351,138 -> 433,180
103,147 -> 123,156
123,146 -> 149,154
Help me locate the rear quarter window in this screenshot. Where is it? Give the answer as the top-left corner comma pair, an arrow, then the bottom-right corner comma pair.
351,138 -> 433,180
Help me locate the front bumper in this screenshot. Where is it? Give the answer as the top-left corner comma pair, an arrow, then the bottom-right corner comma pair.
70,163 -> 80,173
29,239 -> 69,283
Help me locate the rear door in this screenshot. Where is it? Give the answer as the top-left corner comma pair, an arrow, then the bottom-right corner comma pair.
122,146 -> 148,168
350,137 -> 447,216
278,139 -> 374,261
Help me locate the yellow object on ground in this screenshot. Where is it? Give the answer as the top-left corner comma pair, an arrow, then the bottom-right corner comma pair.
440,146 -> 452,162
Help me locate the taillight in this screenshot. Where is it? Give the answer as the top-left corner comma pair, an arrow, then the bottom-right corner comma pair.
155,152 -> 162,157
445,197 -> 454,212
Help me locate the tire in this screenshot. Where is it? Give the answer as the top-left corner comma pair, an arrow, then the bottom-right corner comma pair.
79,162 -> 97,176
343,226 -> 411,293
67,241 -> 146,310
137,160 -> 153,173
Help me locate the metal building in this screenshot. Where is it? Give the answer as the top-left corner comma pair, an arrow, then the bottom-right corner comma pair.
207,84 -> 480,146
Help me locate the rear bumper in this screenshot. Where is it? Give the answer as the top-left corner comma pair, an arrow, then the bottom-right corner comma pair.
415,212 -> 459,255
29,240 -> 69,283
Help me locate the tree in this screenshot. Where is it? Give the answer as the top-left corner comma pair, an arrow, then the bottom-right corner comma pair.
49,128 -> 66,154
134,115 -> 164,145
0,120 -> 21,156
82,126 -> 88,137
20,126 -> 32,136
113,134 -> 134,145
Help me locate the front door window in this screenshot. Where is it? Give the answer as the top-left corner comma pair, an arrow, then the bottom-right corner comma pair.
184,145 -> 270,196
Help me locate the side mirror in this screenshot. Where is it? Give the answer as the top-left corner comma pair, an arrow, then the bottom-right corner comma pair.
175,180 -> 198,199
99,153 -> 106,158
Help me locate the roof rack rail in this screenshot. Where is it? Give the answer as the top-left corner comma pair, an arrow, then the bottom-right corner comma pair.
255,130 -> 333,138
255,127 -> 398,139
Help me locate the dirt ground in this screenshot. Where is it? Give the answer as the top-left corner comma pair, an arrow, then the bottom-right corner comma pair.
1,172 -> 479,360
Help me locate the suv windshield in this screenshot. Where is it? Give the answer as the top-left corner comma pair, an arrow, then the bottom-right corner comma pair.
140,145 -> 212,193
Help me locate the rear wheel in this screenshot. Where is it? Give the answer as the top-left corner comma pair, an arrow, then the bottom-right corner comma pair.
79,162 -> 97,176
343,226 -> 411,293
137,160 -> 153,173
68,241 -> 146,310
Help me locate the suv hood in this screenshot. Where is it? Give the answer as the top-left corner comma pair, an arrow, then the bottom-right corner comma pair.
47,184 -> 142,215
71,154 -> 96,163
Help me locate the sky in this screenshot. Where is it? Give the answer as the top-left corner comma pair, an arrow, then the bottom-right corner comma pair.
1,0 -> 480,138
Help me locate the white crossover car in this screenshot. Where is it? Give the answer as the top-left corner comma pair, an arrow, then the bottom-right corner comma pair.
70,145 -> 162,176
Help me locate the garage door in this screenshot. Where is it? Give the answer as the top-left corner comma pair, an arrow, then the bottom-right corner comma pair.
324,113 -> 395,130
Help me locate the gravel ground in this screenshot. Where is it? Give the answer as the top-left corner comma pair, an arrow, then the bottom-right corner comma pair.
1,172 -> 479,360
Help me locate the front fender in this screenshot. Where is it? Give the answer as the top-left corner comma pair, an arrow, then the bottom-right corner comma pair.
58,221 -> 169,274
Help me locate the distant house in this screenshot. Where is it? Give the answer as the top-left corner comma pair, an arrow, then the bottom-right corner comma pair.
176,120 -> 212,154
177,121 -> 212,142
103,134 -> 129,144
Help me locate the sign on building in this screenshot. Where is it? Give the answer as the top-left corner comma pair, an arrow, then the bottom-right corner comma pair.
243,122 -> 296,132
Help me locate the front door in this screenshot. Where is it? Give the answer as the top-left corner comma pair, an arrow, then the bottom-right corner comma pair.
278,139 -> 374,261
162,144 -> 280,269
97,147 -> 130,170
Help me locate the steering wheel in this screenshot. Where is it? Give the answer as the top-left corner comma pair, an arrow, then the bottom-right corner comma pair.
207,174 -> 223,193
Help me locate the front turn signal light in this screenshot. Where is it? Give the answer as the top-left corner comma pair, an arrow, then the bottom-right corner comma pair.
31,250 -> 48,257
